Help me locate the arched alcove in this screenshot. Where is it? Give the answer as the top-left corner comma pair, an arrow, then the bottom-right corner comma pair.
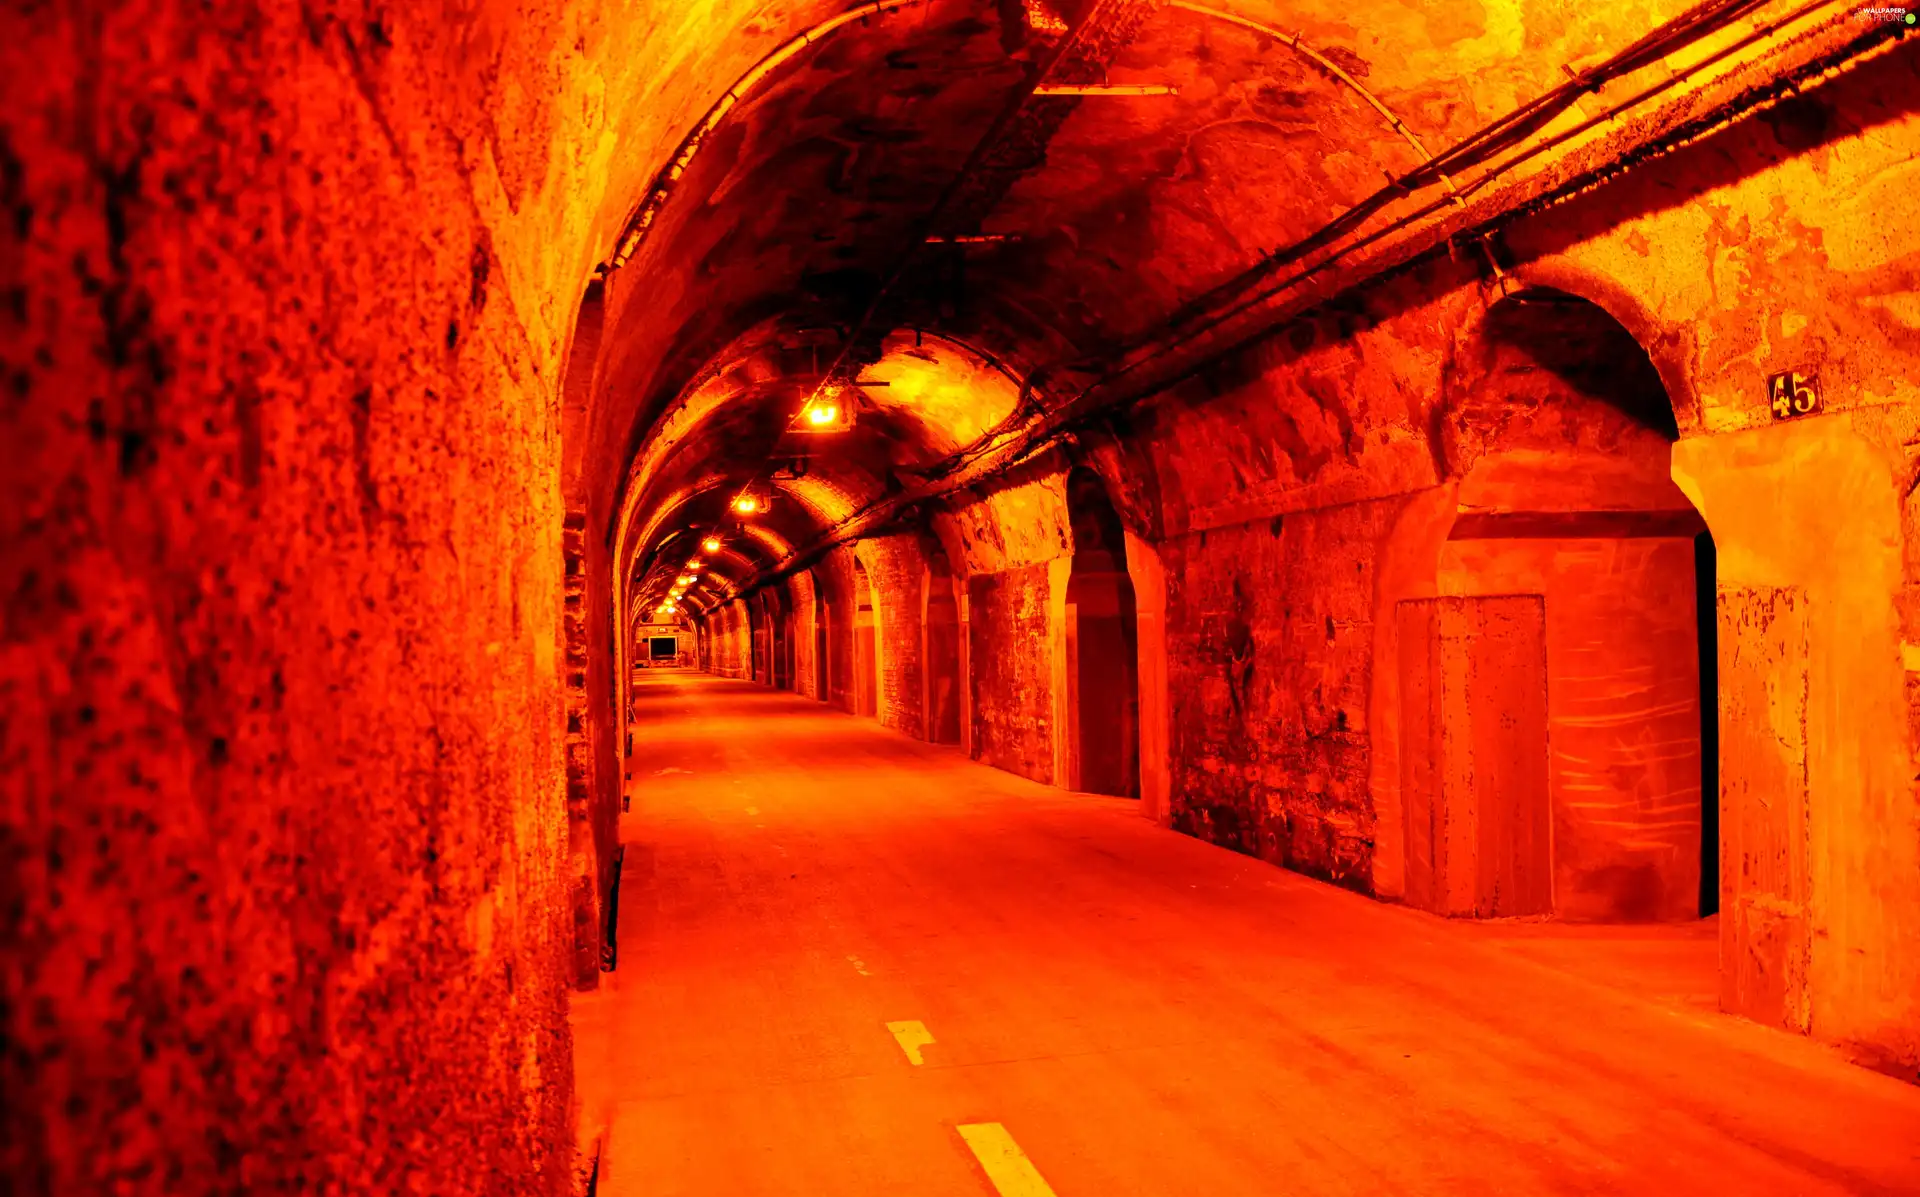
1065,468 -> 1141,798
1399,287 -> 1716,923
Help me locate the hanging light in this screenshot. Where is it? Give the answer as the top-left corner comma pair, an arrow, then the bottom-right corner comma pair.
795,386 -> 850,433
732,493 -> 767,515
702,537 -> 722,553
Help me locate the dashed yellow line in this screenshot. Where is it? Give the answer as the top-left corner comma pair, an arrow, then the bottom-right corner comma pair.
956,1123 -> 1058,1197
885,1019 -> 934,1065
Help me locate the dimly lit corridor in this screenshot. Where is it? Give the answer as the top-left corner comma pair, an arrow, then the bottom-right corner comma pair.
9,2 -> 1920,1193
580,672 -> 1920,1195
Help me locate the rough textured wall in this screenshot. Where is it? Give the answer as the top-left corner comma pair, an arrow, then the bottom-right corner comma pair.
700,613 -> 719,675
862,536 -> 927,740
1161,505 -> 1390,892
719,601 -> 751,680
817,548 -> 860,715
749,593 -> 772,685
967,564 -> 1056,784
729,602 -> 747,679
925,569 -> 963,745
787,570 -> 820,701
938,465 -> 1073,579
0,3 -> 579,1191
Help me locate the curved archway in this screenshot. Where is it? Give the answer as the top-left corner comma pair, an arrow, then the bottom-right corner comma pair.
1065,467 -> 1141,798
1398,287 -> 1716,923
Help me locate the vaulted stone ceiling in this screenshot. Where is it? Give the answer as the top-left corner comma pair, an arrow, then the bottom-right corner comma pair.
595,0 -> 1704,618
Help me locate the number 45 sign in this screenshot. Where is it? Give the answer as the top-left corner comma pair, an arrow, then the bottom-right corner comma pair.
1767,370 -> 1823,420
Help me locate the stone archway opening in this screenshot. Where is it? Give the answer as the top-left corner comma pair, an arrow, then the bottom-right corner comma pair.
1065,467 -> 1142,799
1400,287 -> 1716,923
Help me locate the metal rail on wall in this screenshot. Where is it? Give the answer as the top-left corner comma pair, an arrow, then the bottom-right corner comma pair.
1167,0 -> 1516,291
1117,0 -> 1819,367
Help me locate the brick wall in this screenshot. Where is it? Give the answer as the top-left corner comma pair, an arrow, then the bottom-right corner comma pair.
863,537 -> 927,739
788,571 -> 821,701
818,549 -> 860,714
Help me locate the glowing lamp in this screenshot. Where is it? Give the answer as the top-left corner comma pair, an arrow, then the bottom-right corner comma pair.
806,403 -> 838,426
732,494 -> 766,515
702,537 -> 722,553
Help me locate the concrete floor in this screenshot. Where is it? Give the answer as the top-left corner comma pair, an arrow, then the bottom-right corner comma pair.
573,672 -> 1920,1196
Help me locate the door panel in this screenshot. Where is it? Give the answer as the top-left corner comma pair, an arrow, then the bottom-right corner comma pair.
1398,595 -> 1551,917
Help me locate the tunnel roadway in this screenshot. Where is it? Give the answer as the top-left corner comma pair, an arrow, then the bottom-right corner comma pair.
572,672 -> 1920,1196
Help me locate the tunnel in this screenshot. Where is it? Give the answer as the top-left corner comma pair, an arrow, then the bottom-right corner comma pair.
6,2 -> 1920,1194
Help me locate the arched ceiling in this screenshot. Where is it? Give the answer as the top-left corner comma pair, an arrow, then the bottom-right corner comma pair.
599,0 -> 1704,614
623,327 -> 1026,616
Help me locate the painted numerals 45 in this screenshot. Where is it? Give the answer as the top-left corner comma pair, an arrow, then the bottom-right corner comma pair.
1767,371 -> 1822,420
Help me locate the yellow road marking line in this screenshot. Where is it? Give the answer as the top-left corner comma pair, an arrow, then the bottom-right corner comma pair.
956,1123 -> 1057,1197
848,955 -> 871,976
885,1019 -> 934,1065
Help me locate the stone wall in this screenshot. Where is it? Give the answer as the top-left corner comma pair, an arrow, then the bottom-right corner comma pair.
788,569 -> 821,701
966,564 -> 1058,785
2,3 -> 584,1188
862,536 -> 928,741
1159,503 -> 1391,892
